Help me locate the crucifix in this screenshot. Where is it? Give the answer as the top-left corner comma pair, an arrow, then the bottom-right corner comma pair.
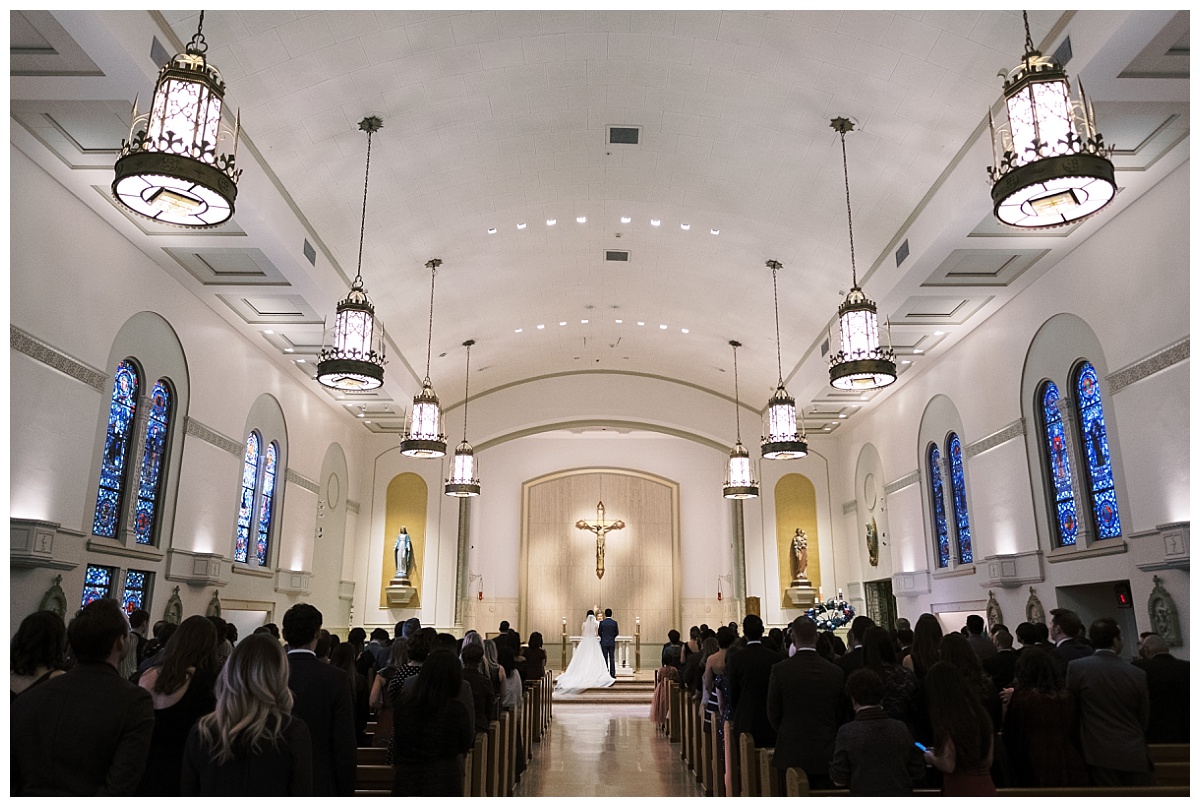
576,501 -> 625,580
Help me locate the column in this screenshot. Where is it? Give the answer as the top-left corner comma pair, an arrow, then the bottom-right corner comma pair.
730,499 -> 746,623
454,496 -> 472,628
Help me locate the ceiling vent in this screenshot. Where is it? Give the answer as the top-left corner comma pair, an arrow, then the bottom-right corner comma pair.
895,238 -> 910,267
150,36 -> 170,68
302,238 -> 316,266
607,126 -> 640,145
605,250 -> 630,262
1052,36 -> 1073,67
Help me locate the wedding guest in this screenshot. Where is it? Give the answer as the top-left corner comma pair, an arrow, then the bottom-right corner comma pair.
461,644 -> 497,733
369,636 -> 408,749
1136,634 -> 1189,743
1049,608 -> 1094,676
903,613 -> 942,680
830,669 -> 925,795
182,634 -> 312,795
482,638 -> 504,695
1001,647 -> 1088,787
135,615 -> 220,795
922,662 -> 996,796
939,632 -> 1002,729
661,629 -> 684,669
330,643 -> 369,747
837,616 -> 875,675
861,626 -> 919,733
965,615 -> 996,661
681,626 -> 701,665
10,610 -> 67,699
367,627 -> 391,669
391,650 -> 474,796
983,630 -> 1018,690
728,614 -> 783,748
524,632 -> 547,683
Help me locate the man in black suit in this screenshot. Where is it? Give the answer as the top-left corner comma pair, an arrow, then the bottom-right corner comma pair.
1066,617 -> 1152,786
1134,634 -> 1189,743
283,603 -> 356,796
11,598 -> 155,795
598,609 -> 619,677
983,629 -> 1018,690
767,616 -> 846,790
1050,608 -> 1094,676
836,616 -> 875,676
727,613 -> 784,748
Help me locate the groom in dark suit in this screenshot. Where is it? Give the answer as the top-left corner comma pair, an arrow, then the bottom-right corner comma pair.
598,609 -> 619,677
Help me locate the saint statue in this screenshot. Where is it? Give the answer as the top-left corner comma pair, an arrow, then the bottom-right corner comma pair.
789,529 -> 809,582
394,527 -> 414,582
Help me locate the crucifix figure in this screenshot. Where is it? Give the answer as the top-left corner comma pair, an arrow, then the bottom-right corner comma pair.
576,501 -> 625,580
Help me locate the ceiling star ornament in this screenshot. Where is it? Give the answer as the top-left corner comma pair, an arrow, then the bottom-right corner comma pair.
444,340 -> 481,497
723,340 -> 759,500
827,117 -> 896,392
112,11 -> 241,227
988,11 -> 1116,228
316,116 -> 387,391
761,259 -> 807,460
401,259 -> 447,458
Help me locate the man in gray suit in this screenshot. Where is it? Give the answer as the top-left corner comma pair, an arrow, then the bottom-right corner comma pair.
1066,617 -> 1152,786
767,616 -> 845,791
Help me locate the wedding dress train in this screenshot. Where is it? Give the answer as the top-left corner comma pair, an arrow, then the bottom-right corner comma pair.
553,614 -> 616,694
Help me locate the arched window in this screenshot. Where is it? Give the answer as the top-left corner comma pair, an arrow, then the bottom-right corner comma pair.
93,360 -> 140,538
255,442 -> 278,566
132,380 -> 172,544
1039,381 -> 1078,547
947,433 -> 973,564
928,443 -> 951,568
1075,361 -> 1122,539
235,433 -> 260,564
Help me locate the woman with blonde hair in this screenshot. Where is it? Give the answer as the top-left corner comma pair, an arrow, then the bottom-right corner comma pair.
182,633 -> 313,795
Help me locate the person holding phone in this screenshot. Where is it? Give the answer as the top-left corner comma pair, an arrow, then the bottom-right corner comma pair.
829,669 -> 926,795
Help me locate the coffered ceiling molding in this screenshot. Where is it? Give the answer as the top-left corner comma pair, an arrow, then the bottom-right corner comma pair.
1098,102 -> 1190,171
922,249 -> 1048,288
216,294 -> 323,325
11,100 -> 126,169
1118,10 -> 1189,79
11,11 -> 103,77
891,295 -> 992,327
166,247 -> 291,287
967,210 -> 1082,239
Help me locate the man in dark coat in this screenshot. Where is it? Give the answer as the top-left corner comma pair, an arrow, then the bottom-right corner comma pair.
1134,634 -> 1189,743
965,614 -> 997,661
983,629 -> 1018,690
283,603 -> 356,796
836,616 -> 875,676
830,669 -> 925,795
1050,608 -> 1093,676
11,598 -> 155,795
767,616 -> 845,790
727,613 -> 784,748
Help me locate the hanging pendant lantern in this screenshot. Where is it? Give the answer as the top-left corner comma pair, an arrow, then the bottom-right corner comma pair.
724,340 -> 759,500
761,260 -> 807,459
988,11 -> 1116,229
113,11 -> 241,227
316,117 -> 387,391
828,117 -> 896,391
401,259 -> 447,458
445,340 -> 481,497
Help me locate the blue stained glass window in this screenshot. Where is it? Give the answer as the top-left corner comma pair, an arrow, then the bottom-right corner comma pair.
255,443 -> 277,566
122,569 -> 149,614
1040,382 -> 1078,546
928,444 -> 950,568
93,361 -> 140,537
235,433 -> 260,564
82,564 -> 115,608
1075,362 -> 1121,539
133,381 -> 171,545
948,433 -> 973,564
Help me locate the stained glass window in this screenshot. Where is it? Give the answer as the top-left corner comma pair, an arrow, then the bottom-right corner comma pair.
132,380 -> 171,545
1040,381 -> 1078,547
93,361 -> 140,537
947,433 -> 973,564
82,564 -> 115,608
122,569 -> 151,614
928,444 -> 950,568
235,432 -> 260,564
255,442 -> 278,566
1075,362 -> 1121,539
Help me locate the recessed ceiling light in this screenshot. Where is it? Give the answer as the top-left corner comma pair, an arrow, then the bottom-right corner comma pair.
264,329 -> 274,335
710,228 -> 720,235
487,227 -> 497,234
537,324 -> 545,329
838,414 -> 847,419
364,420 -> 371,424
284,348 -> 294,353
620,216 -> 631,224
581,319 -> 589,324
680,223 -> 690,230
517,222 -> 527,229
914,348 -> 924,354
637,321 -> 645,326
615,319 -> 623,324
824,426 -> 831,431
559,321 -> 567,326
576,216 -> 587,224
546,218 -> 556,226
934,331 -> 944,336
659,324 -> 667,329
296,358 -> 306,363
901,359 -> 912,365
356,412 -> 364,418
515,328 -> 523,333
681,328 -> 689,334
650,218 -> 661,227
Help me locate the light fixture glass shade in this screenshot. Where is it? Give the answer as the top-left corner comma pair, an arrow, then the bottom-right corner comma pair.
723,442 -> 759,499
989,47 -> 1115,228
401,380 -> 446,457
829,287 -> 896,390
762,386 -> 808,459
316,277 -> 385,390
113,27 -> 240,228
444,441 -> 480,497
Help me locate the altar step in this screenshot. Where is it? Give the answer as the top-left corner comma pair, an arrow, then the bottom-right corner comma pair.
552,679 -> 656,704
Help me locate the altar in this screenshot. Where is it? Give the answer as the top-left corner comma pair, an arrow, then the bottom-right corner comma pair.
561,634 -> 637,677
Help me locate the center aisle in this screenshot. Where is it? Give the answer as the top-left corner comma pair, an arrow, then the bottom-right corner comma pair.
517,702 -> 703,797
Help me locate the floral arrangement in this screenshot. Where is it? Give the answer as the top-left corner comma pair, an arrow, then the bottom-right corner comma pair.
806,598 -> 855,631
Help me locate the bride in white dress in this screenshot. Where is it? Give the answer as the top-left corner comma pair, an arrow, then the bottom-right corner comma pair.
554,611 -> 616,694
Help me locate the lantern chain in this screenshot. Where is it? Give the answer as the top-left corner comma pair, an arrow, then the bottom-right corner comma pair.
187,11 -> 208,55
731,341 -> 743,443
462,340 -> 473,440
837,126 -> 858,289
1022,10 -> 1034,55
423,259 -> 441,379
354,125 -> 375,286
768,260 -> 784,385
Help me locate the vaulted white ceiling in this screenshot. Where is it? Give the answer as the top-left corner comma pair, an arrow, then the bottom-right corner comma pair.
11,10 -> 1190,435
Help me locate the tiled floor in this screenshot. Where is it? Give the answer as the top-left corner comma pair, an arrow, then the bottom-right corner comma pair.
516,702 -> 703,797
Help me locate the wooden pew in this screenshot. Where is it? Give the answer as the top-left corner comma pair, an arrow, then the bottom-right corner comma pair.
486,719 -> 501,797
357,746 -> 386,766
471,731 -> 488,796
725,720 -> 739,797
691,696 -> 703,777
525,687 -> 535,762
499,711 -> 512,797
530,680 -> 543,744
700,711 -> 714,795
1150,743 -> 1189,763
738,732 -> 759,796
669,681 -> 682,743
757,748 -> 778,797
462,748 -> 472,796
355,763 -> 394,794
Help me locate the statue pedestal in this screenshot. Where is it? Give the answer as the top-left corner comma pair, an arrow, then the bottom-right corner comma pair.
786,582 -> 818,608
386,579 -> 416,607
